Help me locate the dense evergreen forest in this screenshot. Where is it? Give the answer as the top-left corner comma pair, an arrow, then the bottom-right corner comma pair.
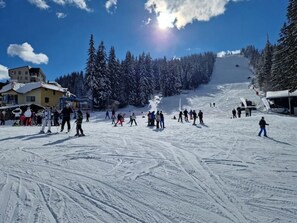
56,36 -> 216,109
241,0 -> 297,93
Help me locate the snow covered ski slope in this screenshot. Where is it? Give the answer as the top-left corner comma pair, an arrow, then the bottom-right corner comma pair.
0,55 -> 296,223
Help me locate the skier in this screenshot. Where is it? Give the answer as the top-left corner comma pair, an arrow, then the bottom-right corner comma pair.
86,111 -> 90,122
160,111 -> 165,128
258,117 -> 269,137
130,113 -> 137,126
60,104 -> 73,132
105,110 -> 110,119
12,107 -> 22,126
178,111 -> 183,122
114,113 -> 124,126
189,109 -> 193,120
24,107 -> 32,126
192,110 -> 197,125
53,109 -> 60,126
232,108 -> 237,118
237,106 -> 241,118
183,109 -> 189,122
75,110 -> 85,136
198,110 -> 204,124
40,106 -> 52,134
155,111 -> 160,128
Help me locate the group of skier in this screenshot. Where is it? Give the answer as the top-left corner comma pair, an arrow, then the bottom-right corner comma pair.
176,109 -> 204,125
232,106 -> 253,118
39,104 -> 86,137
147,111 -> 165,128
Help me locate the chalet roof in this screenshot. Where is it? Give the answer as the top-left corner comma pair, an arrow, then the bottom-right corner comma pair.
266,90 -> 297,99
0,82 -> 66,94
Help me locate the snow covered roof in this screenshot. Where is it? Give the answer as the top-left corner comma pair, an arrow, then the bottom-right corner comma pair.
0,82 -> 24,93
0,82 -> 66,94
266,90 -> 297,99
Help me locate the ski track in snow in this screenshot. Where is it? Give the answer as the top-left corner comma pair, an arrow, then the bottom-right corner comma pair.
1,55 -> 297,223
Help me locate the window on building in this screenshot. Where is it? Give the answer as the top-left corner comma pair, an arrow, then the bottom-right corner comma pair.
53,90 -> 56,95
45,97 -> 49,103
25,77 -> 28,80
25,71 -> 28,75
26,96 -> 35,102
18,71 -> 21,75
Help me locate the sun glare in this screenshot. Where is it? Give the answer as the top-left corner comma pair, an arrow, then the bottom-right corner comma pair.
157,11 -> 175,30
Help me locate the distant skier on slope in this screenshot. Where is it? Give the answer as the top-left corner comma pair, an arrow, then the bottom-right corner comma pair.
198,110 -> 204,124
258,117 -> 269,137
192,110 -> 197,125
232,108 -> 237,118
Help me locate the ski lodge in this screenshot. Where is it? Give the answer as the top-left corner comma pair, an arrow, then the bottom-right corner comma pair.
266,90 -> 297,115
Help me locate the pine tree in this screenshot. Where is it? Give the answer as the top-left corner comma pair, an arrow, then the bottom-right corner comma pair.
122,51 -> 137,105
95,41 -> 111,108
256,39 -> 274,92
271,23 -> 290,90
85,34 -> 97,105
107,46 -> 121,101
286,0 -> 297,91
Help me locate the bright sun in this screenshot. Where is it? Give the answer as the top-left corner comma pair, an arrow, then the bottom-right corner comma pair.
157,11 -> 175,30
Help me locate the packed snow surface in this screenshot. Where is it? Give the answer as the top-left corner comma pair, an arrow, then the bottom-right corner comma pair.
0,55 -> 296,223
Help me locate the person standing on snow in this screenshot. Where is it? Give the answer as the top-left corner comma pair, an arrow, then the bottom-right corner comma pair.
178,111 -> 183,123
160,111 -> 165,128
232,108 -> 237,119
155,111 -> 160,128
237,106 -> 242,118
105,110 -> 110,119
75,110 -> 85,136
130,113 -> 137,126
192,110 -> 197,125
86,111 -> 90,122
198,110 -> 204,124
60,104 -> 73,132
40,106 -> 52,134
258,117 -> 269,137
24,107 -> 32,126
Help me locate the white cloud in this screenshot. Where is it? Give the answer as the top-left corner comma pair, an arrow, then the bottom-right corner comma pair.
145,0 -> 243,29
105,0 -> 117,13
0,0 -> 6,8
7,42 -> 49,65
144,18 -> 152,25
29,0 -> 91,11
56,12 -> 67,18
0,64 -> 9,80
57,0 -> 91,12
28,0 -> 49,9
217,49 -> 241,57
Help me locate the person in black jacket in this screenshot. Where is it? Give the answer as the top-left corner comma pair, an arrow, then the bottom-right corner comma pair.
258,117 -> 269,137
192,110 -> 197,125
60,104 -> 73,132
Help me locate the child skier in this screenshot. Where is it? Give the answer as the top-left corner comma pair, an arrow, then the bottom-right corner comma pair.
40,106 -> 52,134
75,110 -> 85,136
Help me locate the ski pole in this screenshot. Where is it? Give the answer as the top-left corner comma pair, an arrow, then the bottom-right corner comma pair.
68,121 -> 76,135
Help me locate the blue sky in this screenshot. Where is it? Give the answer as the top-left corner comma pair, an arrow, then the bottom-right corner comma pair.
0,0 -> 288,82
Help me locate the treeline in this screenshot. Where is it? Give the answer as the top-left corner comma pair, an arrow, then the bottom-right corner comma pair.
241,0 -> 297,92
56,35 -> 216,109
